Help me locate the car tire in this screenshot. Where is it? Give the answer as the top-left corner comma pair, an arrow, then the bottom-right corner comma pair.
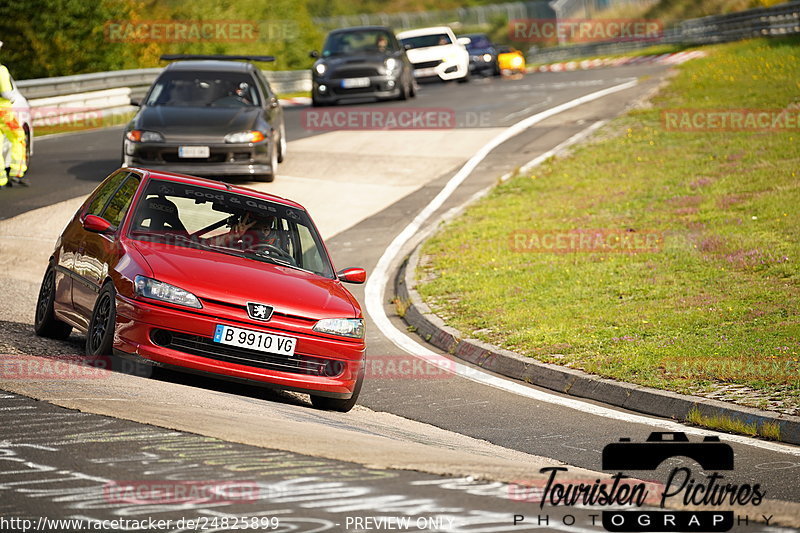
277,123 -> 287,163
85,283 -> 116,356
310,363 -> 364,412
34,266 -> 73,340
255,135 -> 278,182
409,79 -> 417,98
397,80 -> 408,101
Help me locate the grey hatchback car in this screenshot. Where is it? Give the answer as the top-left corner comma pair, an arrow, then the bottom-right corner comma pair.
122,55 -> 286,182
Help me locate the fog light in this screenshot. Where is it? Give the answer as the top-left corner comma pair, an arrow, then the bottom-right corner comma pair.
151,329 -> 173,347
319,84 -> 328,93
386,79 -> 395,88
323,360 -> 345,377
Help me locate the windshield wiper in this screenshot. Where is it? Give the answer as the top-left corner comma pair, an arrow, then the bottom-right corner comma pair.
244,249 -> 315,273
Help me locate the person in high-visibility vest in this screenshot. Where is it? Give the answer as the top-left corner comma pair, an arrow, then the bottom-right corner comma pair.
0,41 -> 28,187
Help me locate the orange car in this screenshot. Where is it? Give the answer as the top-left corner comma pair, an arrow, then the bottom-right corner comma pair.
497,45 -> 526,75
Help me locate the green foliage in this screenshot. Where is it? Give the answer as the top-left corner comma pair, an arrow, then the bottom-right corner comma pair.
1,0 -> 324,79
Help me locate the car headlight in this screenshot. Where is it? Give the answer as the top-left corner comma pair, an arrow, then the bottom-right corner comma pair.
314,62 -> 327,76
483,53 -> 492,62
313,318 -> 364,339
134,275 -> 202,308
511,56 -> 524,67
126,130 -> 164,142
224,131 -> 266,143
384,58 -> 397,72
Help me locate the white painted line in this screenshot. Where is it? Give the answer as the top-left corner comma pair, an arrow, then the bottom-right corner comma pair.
364,80 -> 800,457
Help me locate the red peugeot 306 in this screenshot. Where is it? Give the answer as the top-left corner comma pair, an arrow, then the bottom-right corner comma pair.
34,168 -> 367,411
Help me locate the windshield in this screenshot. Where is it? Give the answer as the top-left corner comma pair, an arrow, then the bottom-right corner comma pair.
400,33 -> 451,49
463,35 -> 492,50
323,29 -> 397,57
145,71 -> 260,107
129,180 -> 334,278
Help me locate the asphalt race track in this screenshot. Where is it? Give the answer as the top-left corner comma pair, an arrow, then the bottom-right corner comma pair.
1,65 -> 799,532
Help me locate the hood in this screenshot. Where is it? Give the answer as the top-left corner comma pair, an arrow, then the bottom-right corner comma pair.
133,106 -> 261,141
131,241 -> 357,320
321,51 -> 392,68
406,44 -> 463,63
467,46 -> 495,56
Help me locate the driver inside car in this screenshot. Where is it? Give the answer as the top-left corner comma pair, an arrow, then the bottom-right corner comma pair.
208,212 -> 284,253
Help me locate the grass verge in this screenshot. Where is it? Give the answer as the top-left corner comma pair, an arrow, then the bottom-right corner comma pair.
686,407 -> 782,440
417,36 -> 800,417
528,43 -> 694,70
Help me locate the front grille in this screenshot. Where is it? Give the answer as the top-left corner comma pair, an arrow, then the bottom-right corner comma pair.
413,60 -> 441,69
161,152 -> 228,164
331,86 -> 375,95
156,330 -> 344,377
333,67 -> 380,78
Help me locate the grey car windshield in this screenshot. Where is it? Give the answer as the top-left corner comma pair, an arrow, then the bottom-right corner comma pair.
145,71 -> 261,107
464,35 -> 492,50
323,29 -> 397,56
401,33 -> 451,49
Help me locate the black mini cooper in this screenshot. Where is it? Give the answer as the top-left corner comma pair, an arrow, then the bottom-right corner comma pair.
310,26 -> 416,106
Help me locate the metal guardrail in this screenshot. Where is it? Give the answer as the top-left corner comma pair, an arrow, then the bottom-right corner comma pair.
16,69 -> 311,129
17,69 -> 310,100
528,0 -> 800,64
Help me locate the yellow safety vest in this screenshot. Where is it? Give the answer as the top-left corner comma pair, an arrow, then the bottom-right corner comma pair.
0,65 -> 14,108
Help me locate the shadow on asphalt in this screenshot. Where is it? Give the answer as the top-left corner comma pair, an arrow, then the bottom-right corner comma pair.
0,319 -> 309,410
68,158 -> 121,182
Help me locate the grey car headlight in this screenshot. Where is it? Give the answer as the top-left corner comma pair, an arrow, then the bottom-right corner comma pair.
126,130 -> 164,143
385,58 -> 397,72
314,62 -> 327,75
134,275 -> 202,308
224,131 -> 266,143
313,318 -> 364,339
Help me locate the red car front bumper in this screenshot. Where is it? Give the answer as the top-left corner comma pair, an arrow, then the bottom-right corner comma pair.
113,294 -> 365,398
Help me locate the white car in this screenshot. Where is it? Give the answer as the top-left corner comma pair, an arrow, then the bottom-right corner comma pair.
397,26 -> 470,83
2,74 -> 33,178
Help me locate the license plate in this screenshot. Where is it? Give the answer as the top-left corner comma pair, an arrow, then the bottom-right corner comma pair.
341,77 -> 370,88
213,325 -> 296,357
178,146 -> 210,158
414,68 -> 437,78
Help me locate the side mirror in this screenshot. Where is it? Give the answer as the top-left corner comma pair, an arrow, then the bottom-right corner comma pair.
457,37 -> 472,46
403,43 -> 412,51
130,98 -> 140,107
83,214 -> 112,233
337,267 -> 366,284
309,50 -> 320,58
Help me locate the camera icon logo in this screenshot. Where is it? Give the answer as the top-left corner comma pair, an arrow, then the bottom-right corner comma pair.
602,432 -> 734,471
